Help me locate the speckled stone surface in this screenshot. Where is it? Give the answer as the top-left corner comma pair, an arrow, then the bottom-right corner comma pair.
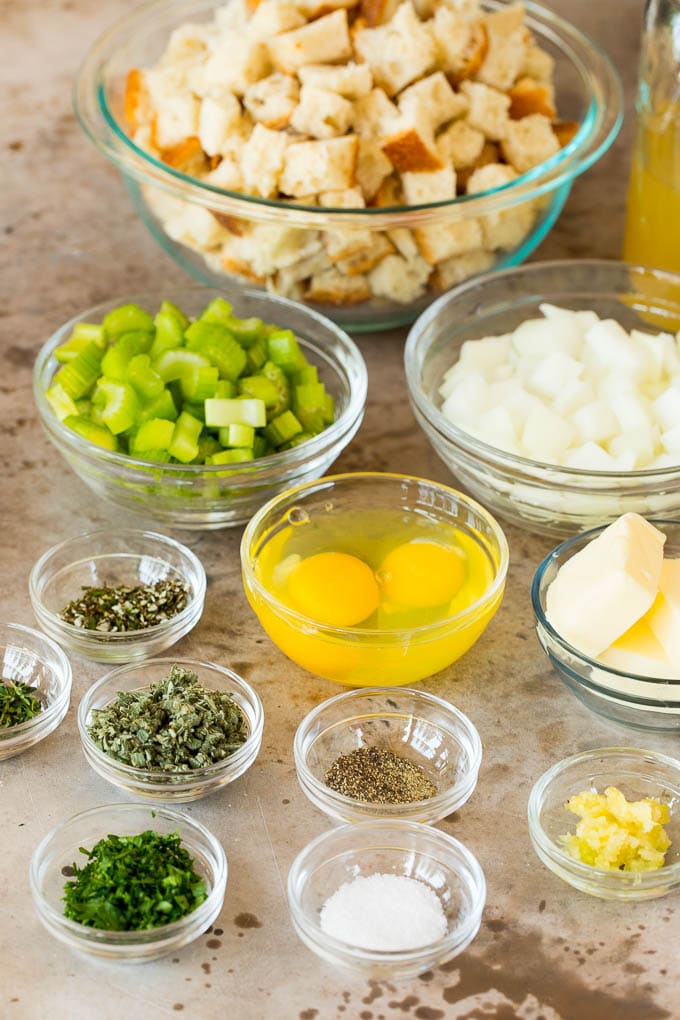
2,1 -> 679,1018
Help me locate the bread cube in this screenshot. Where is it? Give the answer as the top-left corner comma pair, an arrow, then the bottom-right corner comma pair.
241,124 -> 290,197
353,2 -> 436,95
369,253 -> 431,303
268,10 -> 352,74
402,166 -> 456,205
358,0 -> 401,26
520,41 -> 555,83
397,72 -> 468,134
243,72 -> 300,129
437,119 -> 484,168
430,248 -> 494,290
306,267 -> 372,304
501,114 -> 560,174
247,1 -> 306,39
335,232 -> 394,274
290,86 -> 354,138
280,136 -> 359,195
198,94 -> 242,156
356,136 -> 394,200
299,62 -> 373,98
193,36 -> 270,97
467,162 -> 535,250
352,88 -> 400,137
415,218 -> 483,264
508,76 -> 556,120
293,0 -> 361,16
476,3 -> 529,91
459,81 -> 510,141
387,227 -> 419,259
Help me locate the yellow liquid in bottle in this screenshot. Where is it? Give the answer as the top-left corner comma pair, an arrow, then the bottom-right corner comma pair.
624,106 -> 680,271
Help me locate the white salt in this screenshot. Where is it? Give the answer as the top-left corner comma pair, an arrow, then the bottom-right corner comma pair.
319,873 -> 448,951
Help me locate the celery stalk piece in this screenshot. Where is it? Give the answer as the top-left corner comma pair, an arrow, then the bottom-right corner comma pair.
102,304 -> 154,340
54,341 -> 103,399
237,375 -> 281,408
199,298 -> 233,326
267,330 -> 307,376
223,316 -> 265,349
182,401 -> 206,423
131,417 -> 175,452
168,411 -> 203,463
194,435 -> 222,462
204,398 -> 266,428
264,410 -> 303,446
154,349 -> 211,383
280,431 -> 315,450
151,303 -> 186,359
46,383 -> 78,421
133,447 -> 172,463
245,337 -> 267,372
63,415 -> 118,451
215,379 -> 237,399
322,392 -> 335,425
293,382 -> 333,433
126,354 -> 165,400
180,365 -> 219,402
219,423 -> 256,448
93,379 -> 140,435
184,321 -> 247,381
136,389 -> 178,424
261,361 -> 291,417
295,364 -> 319,385
101,332 -> 153,380
252,434 -> 271,458
209,448 -> 254,465
72,322 -> 106,345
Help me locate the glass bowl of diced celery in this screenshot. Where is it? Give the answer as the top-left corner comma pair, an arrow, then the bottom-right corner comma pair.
33,287 -> 367,529
405,260 -> 680,537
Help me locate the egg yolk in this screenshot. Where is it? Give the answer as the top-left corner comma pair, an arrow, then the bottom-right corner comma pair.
286,551 -> 380,627
378,540 -> 466,609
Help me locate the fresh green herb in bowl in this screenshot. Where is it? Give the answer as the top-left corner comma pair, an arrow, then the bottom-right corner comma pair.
60,578 -> 190,632
63,829 -> 207,930
0,678 -> 43,727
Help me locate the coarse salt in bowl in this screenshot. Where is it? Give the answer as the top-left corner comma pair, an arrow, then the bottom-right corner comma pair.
287,820 -> 486,979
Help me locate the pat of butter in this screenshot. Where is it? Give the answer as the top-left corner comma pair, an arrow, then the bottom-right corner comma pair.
546,513 -> 665,657
599,617 -> 680,680
646,558 -> 680,663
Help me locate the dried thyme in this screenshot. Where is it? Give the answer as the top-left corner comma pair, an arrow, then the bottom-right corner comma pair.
87,664 -> 249,771
0,678 -> 43,727
324,747 -> 437,805
59,579 -> 190,632
62,829 -> 207,930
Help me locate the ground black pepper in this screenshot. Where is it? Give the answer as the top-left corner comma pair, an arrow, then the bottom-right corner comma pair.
324,746 -> 437,804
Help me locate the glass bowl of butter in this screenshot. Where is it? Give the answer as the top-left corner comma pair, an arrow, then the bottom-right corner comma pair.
532,514 -> 680,732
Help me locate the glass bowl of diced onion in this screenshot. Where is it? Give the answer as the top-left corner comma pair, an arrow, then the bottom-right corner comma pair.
405,260 -> 680,537
73,0 -> 621,331
33,287 -> 366,529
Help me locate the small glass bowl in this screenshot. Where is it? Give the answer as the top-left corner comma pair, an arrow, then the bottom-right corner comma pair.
532,521 -> 680,733
294,687 -> 482,824
29,529 -> 206,664
30,802 -> 227,961
528,747 -> 680,901
241,472 -> 508,687
405,260 -> 680,537
287,820 -> 486,979
0,623 -> 72,761
33,288 -> 367,529
78,657 -> 264,801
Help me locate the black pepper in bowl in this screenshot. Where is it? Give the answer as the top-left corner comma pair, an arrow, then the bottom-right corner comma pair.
324,747 -> 437,805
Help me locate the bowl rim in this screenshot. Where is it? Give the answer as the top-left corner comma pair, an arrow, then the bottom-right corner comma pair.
240,470 -> 510,640
287,818 -> 486,963
293,686 -> 482,816
405,258 -> 680,481
73,0 -> 622,227
0,622 -> 73,738
527,746 -> 680,887
77,656 -> 264,783
33,286 -> 368,479
29,528 -> 207,645
531,518 -> 680,692
29,801 -> 228,943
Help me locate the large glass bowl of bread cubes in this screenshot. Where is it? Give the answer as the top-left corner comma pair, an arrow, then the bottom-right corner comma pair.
405,260 -> 680,538
33,287 -> 367,529
74,0 -> 622,331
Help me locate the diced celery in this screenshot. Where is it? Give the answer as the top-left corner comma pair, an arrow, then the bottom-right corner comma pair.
194,435 -> 222,462
204,398 -> 266,428
237,375 -> 281,407
180,364 -> 219,402
223,315 -> 264,348
182,401 -> 206,423
168,411 -> 203,463
199,297 -> 233,326
267,330 -> 307,376
131,417 -> 175,452
245,337 -> 267,372
264,410 -> 303,446
252,434 -> 271,458
295,364 -> 319,385
294,382 -> 331,433
209,448 -> 254,464
185,320 -> 247,381
54,341 -> 103,399
101,332 -> 152,380
261,361 -> 291,418
75,399 -> 92,416
215,379 -> 237,398
151,302 -> 186,359
280,431 -> 315,450
72,322 -> 106,345
154,349 -> 211,383
219,423 -> 255,448
126,354 -> 165,400
136,389 -> 177,424
322,392 -> 335,425
93,379 -> 139,434
46,383 -> 78,421
102,303 -> 154,339
63,415 -> 118,451
134,448 -> 172,463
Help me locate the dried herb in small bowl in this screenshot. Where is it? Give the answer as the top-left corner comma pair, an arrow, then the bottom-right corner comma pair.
87,664 -> 249,771
0,678 -> 43,727
60,579 -> 190,632
63,829 -> 207,930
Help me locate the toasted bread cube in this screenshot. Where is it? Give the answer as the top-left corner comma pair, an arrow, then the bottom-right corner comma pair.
319,188 -> 366,208
206,156 -> 244,191
335,232 -> 394,274
467,162 -> 535,249
369,253 -> 431,303
319,189 -> 372,261
150,90 -> 201,149
193,35 -> 270,97
166,203 -> 230,250
268,10 -> 352,74
431,248 -> 495,291
431,7 -> 488,84
293,0 -> 360,16
402,166 -> 456,205
159,135 -> 207,174
306,267 -> 372,304
243,73 -> 300,129
438,0 -> 482,20
247,0 -> 306,39
270,251 -> 333,299
476,3 -> 529,91
241,124 -> 290,197
352,87 -> 400,137
198,94 -> 242,156
521,40 -> 555,83
353,2 -> 436,95
553,121 -> 580,148
387,227 -> 419,259
382,126 -> 443,173
249,223 -> 323,277
455,138 -> 500,190
398,72 -> 468,135
370,172 -> 403,206
125,69 -> 151,131
358,0 -> 401,27
460,80 -> 510,140
215,0 -> 252,31
437,119 -> 485,168
355,136 -> 394,200
280,136 -> 359,195
508,76 -> 556,119
290,86 -> 354,138
299,62 -> 373,99
415,217 -> 483,263
501,113 -> 560,173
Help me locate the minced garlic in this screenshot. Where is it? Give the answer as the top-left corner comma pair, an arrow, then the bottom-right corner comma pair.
561,786 -> 671,872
